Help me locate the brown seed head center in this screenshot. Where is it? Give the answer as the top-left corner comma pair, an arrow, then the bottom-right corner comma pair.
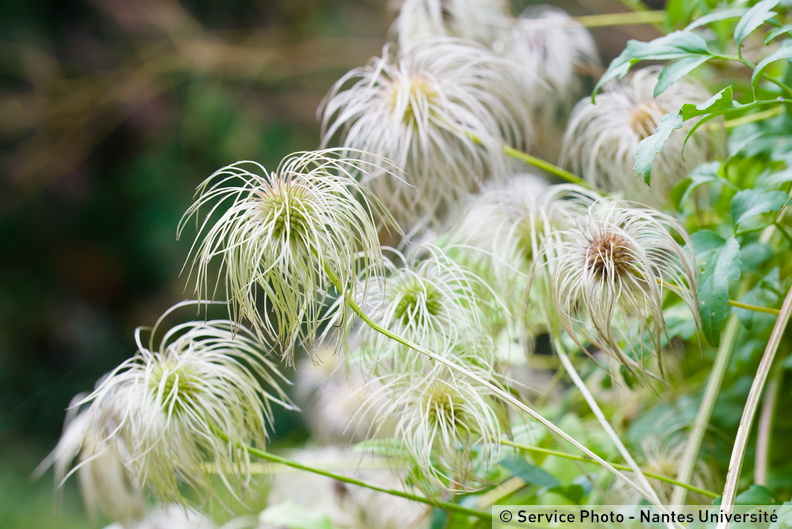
585,230 -> 632,279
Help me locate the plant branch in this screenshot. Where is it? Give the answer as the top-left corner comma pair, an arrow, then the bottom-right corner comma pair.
727,300 -> 781,315
754,366 -> 782,486
671,313 -> 740,505
717,283 -> 792,529
216,431 -> 492,521
326,267 -> 678,517
500,439 -> 719,499
552,335 -> 662,505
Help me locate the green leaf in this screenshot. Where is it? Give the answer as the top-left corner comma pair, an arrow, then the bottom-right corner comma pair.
735,0 -> 780,52
731,189 -> 788,229
766,23 -> 792,44
655,55 -> 713,96
594,31 -> 711,98
685,8 -> 748,31
768,501 -> 792,529
734,484 -> 779,505
692,231 -> 741,346
735,267 -> 780,330
499,456 -> 560,489
634,113 -> 684,185
752,46 -> 792,93
679,86 -> 737,120
543,484 -> 586,503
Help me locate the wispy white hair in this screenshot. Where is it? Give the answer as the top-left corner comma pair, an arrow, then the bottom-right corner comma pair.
393,0 -> 511,47
561,67 -> 722,207
179,150 -> 396,363
59,305 -> 293,507
321,39 -> 531,229
547,199 -> 698,378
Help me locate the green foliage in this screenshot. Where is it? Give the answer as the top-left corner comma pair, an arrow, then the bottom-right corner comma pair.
692,231 -> 742,346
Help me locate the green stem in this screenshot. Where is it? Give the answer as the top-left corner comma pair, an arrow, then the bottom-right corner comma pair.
500,439 -> 719,500
722,106 -> 783,129
670,313 -> 740,505
218,433 -> 492,521
501,146 -> 592,189
463,128 -> 595,190
727,300 -> 781,315
325,267 -> 674,515
573,10 -> 666,28
552,335 -> 662,504
754,366 -> 782,486
718,283 -> 792,529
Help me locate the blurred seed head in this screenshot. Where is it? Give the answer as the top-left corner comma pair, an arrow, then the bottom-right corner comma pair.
321,39 -> 531,230
393,0 -> 511,47
561,67 -> 722,207
494,6 -> 599,159
55,308 -> 293,508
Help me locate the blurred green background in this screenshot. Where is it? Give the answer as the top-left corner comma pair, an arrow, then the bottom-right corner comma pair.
0,0 -> 658,527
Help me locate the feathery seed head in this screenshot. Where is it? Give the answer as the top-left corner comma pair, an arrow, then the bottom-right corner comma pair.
548,199 -> 698,377
58,307 -> 293,507
451,178 -> 600,337
41,395 -> 145,522
334,244 -> 496,371
321,39 -> 531,229
561,67 -> 722,207
367,363 -> 506,491
495,6 -> 599,153
180,150 -> 396,363
393,0 -> 510,47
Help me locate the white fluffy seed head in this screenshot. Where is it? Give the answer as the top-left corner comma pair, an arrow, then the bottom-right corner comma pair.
63,311 -> 293,507
40,395 -> 145,522
179,149 -> 396,363
561,67 -> 723,207
321,39 -> 532,230
331,244 -> 497,373
365,363 -> 506,492
547,199 -> 698,378
392,0 -> 511,47
494,6 -> 599,159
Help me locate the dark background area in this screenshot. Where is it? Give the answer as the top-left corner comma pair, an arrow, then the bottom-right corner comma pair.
0,1 -> 661,526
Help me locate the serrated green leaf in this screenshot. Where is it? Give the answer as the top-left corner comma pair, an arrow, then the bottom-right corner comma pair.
766,23 -> 792,43
594,31 -> 711,99
731,189 -> 788,228
634,113 -> 684,185
692,231 -> 741,346
655,56 -> 713,96
680,86 -> 737,120
499,456 -> 560,489
685,8 -> 748,31
735,0 -> 780,52
752,47 -> 792,94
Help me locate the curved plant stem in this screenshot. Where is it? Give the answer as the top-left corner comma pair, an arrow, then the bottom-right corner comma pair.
217,432 -> 493,521
754,366 -> 782,486
501,146 -> 592,189
551,335 -> 662,505
326,268 -> 677,517
727,300 -> 781,315
573,10 -> 666,28
717,283 -> 792,529
500,439 -> 719,499
671,313 -> 740,505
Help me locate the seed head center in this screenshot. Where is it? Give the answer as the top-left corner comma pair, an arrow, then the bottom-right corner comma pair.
585,230 -> 632,279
